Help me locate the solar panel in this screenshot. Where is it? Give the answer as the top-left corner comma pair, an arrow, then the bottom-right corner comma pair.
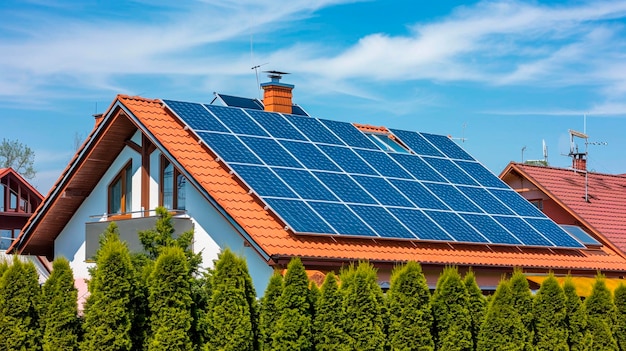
560,225 -> 601,246
215,94 -> 264,110
165,99 -> 589,249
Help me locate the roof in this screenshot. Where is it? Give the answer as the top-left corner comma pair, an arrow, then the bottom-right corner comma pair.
10,96 -> 626,272
0,167 -> 44,199
502,162 -> 626,254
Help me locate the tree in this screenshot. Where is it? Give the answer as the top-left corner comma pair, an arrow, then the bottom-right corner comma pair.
272,257 -> 313,351
0,138 -> 36,179
386,261 -> 434,351
205,249 -> 254,351
477,279 -> 526,351
532,273 -> 568,351
509,268 -> 534,351
431,266 -> 472,351
584,274 -> 618,351
0,256 -> 42,351
81,224 -> 135,351
147,246 -> 193,351
341,261 -> 386,351
563,277 -> 592,351
464,270 -> 486,351
313,272 -> 349,351
41,257 -> 80,351
613,284 -> 626,351
259,270 -> 283,351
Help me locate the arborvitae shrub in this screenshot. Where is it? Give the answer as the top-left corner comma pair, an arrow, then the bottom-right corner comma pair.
613,284 -> 626,351
81,225 -> 135,351
259,271 -> 283,351
563,277 -> 591,351
271,257 -> 312,351
341,261 -> 385,351
431,266 -> 472,351
532,273 -> 568,351
313,272 -> 349,351
386,261 -> 434,351
41,257 -> 80,351
585,274 -> 618,350
205,249 -> 254,351
464,270 -> 486,351
476,279 -> 526,351
509,268 -> 534,350
0,256 -> 42,351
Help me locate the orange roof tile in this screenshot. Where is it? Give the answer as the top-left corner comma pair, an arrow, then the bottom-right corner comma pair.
118,96 -> 626,272
504,163 -> 626,254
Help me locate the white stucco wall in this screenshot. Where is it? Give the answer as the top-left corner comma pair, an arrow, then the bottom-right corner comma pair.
54,142 -> 273,295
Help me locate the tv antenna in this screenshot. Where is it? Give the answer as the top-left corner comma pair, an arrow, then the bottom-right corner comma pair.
251,63 -> 269,99
448,123 -> 468,143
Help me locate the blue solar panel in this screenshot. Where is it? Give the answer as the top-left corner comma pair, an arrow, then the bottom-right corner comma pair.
197,132 -> 262,164
278,140 -> 341,172
264,198 -> 334,234
454,161 -> 509,189
163,100 -> 228,132
272,168 -> 338,201
424,211 -> 489,243
317,145 -> 377,175
355,149 -> 412,179
312,172 -> 377,204
422,157 -> 478,185
284,114 -> 344,145
527,219 -> 584,248
239,136 -> 302,168
388,208 -> 453,241
560,225 -> 601,246
493,216 -> 552,247
420,133 -> 475,160
229,164 -> 296,198
389,153 -> 446,182
424,183 -> 482,213
389,129 -> 444,157
352,175 -> 414,207
349,205 -> 415,239
245,109 -> 307,141
204,104 -> 269,136
488,189 -> 544,217
215,94 -> 264,110
460,213 -> 522,245
389,179 -> 449,210
319,119 -> 379,150
308,201 -> 376,237
457,186 -> 514,215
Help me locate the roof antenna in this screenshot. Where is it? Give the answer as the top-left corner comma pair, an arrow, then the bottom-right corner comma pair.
448,122 -> 468,143
249,30 -> 268,99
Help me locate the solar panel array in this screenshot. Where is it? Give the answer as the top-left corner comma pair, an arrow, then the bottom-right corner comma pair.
162,99 -> 588,249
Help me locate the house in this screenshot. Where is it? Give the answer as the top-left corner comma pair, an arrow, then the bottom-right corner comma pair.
9,77 -> 626,294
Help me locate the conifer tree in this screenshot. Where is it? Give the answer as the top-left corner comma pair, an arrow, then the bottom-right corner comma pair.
41,257 -> 80,351
386,261 -> 434,351
476,279 -> 526,351
431,266 -> 472,351
259,271 -> 283,351
0,256 -> 42,351
81,224 -> 135,351
313,272 -> 349,351
563,277 -> 592,351
533,273 -> 568,351
509,268 -> 534,350
464,270 -> 486,351
272,257 -> 313,351
341,261 -> 386,351
585,274 -> 618,350
613,284 -> 626,351
147,246 -> 193,351
205,249 -> 254,351
0,259 -> 7,277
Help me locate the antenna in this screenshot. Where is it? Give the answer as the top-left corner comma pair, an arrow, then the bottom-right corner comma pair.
448,123 -> 468,143
567,127 -> 607,202
251,62 -> 269,99
521,146 -> 526,163
542,139 -> 548,164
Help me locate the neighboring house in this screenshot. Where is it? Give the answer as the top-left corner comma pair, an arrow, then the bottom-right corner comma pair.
9,77 -> 626,294
0,168 -> 43,250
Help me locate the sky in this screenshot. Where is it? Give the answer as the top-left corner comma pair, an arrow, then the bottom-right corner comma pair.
1,0 -> 626,194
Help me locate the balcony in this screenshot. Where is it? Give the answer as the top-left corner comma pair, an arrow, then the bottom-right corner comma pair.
85,210 -> 193,260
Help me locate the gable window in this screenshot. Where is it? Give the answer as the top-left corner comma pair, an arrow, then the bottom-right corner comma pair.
9,190 -> 17,210
0,185 -> 4,212
366,133 -> 409,153
108,161 -> 132,215
161,157 -> 186,211
530,199 -> 543,211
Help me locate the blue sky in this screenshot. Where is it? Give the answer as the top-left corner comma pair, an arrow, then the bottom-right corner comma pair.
2,0 -> 626,193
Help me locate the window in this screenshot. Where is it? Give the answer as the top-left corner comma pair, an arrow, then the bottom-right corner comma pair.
0,229 -> 16,251
366,133 -> 409,153
108,162 -> 132,215
20,197 -> 29,213
161,157 -> 186,211
0,185 -> 4,212
530,199 -> 543,211
9,190 -> 17,210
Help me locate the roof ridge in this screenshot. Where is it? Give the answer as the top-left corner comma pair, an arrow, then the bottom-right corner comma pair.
515,162 -> 626,179
117,94 -> 162,104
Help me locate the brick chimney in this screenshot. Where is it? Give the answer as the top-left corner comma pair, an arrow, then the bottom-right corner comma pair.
93,113 -> 104,127
260,71 -> 293,114
572,154 -> 587,171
